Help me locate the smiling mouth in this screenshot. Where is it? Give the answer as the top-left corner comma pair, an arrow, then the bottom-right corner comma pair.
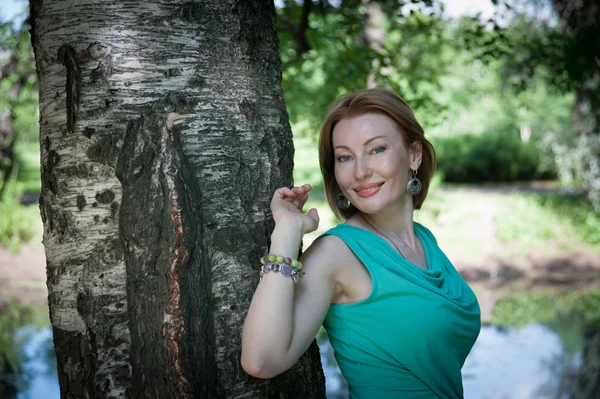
354,182 -> 384,194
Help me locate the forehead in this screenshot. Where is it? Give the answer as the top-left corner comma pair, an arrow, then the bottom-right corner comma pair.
332,113 -> 404,147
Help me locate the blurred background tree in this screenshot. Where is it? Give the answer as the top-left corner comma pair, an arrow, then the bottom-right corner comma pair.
0,8 -> 40,252
0,15 -> 37,199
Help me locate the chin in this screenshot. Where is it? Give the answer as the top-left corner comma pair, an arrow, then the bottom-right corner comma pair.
352,200 -> 388,215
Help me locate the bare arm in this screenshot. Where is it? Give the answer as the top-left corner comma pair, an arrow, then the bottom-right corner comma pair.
241,184 -> 336,378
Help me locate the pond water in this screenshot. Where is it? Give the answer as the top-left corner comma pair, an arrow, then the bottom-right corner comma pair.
0,325 -> 59,399
1,289 -> 598,399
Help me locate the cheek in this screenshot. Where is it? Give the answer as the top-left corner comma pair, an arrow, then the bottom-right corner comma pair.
381,154 -> 406,177
334,165 -> 346,185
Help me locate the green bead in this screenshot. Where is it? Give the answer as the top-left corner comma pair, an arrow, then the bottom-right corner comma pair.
291,259 -> 299,268
296,262 -> 302,270
276,255 -> 285,264
260,257 -> 266,265
268,254 -> 276,262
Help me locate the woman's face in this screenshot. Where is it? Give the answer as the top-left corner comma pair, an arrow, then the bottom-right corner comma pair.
332,113 -> 422,215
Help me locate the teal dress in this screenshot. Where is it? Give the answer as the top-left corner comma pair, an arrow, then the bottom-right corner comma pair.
320,222 -> 480,399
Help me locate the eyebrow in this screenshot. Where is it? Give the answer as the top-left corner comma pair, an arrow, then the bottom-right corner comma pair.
334,135 -> 387,151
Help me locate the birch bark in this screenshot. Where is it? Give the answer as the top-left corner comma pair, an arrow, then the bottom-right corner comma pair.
29,0 -> 326,397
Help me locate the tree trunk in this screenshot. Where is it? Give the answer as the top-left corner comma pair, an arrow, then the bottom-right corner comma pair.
29,0 -> 326,397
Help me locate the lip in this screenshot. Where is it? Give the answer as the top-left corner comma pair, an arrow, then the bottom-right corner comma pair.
354,182 -> 384,198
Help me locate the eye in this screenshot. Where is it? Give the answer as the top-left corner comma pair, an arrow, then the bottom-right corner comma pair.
336,155 -> 352,163
371,146 -> 386,155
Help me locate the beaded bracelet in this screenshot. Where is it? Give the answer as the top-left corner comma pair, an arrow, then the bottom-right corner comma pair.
259,254 -> 305,284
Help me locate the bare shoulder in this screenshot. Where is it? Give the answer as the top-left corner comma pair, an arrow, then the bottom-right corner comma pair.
300,232 -> 356,275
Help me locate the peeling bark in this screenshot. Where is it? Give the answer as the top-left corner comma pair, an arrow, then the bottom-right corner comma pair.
30,0 -> 326,397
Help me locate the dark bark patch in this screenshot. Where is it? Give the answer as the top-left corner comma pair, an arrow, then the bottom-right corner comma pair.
239,98 -> 258,121
86,133 -> 120,165
165,91 -> 198,114
42,149 -> 60,194
92,202 -> 98,208
116,117 -> 158,186
110,200 -> 119,219
76,195 -> 86,210
180,2 -> 210,24
61,163 -> 93,179
104,98 -> 118,109
187,76 -> 205,87
83,126 -> 96,138
48,149 -> 60,170
95,189 -> 115,204
46,203 -> 78,242
88,236 -> 124,272
212,227 -> 237,252
94,215 -> 99,223
43,136 -> 50,151
56,44 -> 81,133
165,68 -> 182,78
90,56 -> 113,85
53,327 -> 97,399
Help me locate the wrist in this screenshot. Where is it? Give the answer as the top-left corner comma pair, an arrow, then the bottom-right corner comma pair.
270,224 -> 302,259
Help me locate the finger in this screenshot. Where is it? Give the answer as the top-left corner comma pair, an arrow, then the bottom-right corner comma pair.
304,208 -> 320,233
293,184 -> 312,194
307,208 -> 320,223
274,187 -> 296,201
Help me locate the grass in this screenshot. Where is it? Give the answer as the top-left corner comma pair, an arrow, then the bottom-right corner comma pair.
0,141 -> 42,252
494,193 -> 600,254
0,176 -> 43,253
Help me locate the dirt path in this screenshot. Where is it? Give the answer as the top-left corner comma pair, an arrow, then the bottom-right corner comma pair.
0,242 -> 47,305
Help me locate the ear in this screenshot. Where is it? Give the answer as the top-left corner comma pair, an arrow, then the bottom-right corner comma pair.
409,141 -> 423,170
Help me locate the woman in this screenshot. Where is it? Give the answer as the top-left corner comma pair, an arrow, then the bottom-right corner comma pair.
241,88 -> 480,398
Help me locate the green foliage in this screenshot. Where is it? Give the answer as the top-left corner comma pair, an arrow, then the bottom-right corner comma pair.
0,15 -> 39,204
492,289 -> 600,329
0,173 -> 40,253
278,1 -> 451,137
482,1 -> 600,211
13,141 -> 41,194
0,20 -> 38,144
432,130 -> 541,183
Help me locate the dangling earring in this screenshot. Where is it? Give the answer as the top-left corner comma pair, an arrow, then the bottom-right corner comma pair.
336,190 -> 350,209
407,169 -> 422,195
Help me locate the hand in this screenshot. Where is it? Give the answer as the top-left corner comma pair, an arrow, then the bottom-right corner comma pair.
271,184 -> 320,235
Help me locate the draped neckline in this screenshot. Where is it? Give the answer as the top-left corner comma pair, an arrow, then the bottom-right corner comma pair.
340,222 -> 433,271
337,222 -> 445,288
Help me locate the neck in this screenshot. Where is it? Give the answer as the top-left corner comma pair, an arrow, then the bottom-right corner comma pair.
359,195 -> 417,246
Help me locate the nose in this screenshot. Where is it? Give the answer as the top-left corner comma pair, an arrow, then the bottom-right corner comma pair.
354,156 -> 373,180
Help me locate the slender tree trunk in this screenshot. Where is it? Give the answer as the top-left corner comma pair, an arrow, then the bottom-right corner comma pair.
29,0 -> 325,397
